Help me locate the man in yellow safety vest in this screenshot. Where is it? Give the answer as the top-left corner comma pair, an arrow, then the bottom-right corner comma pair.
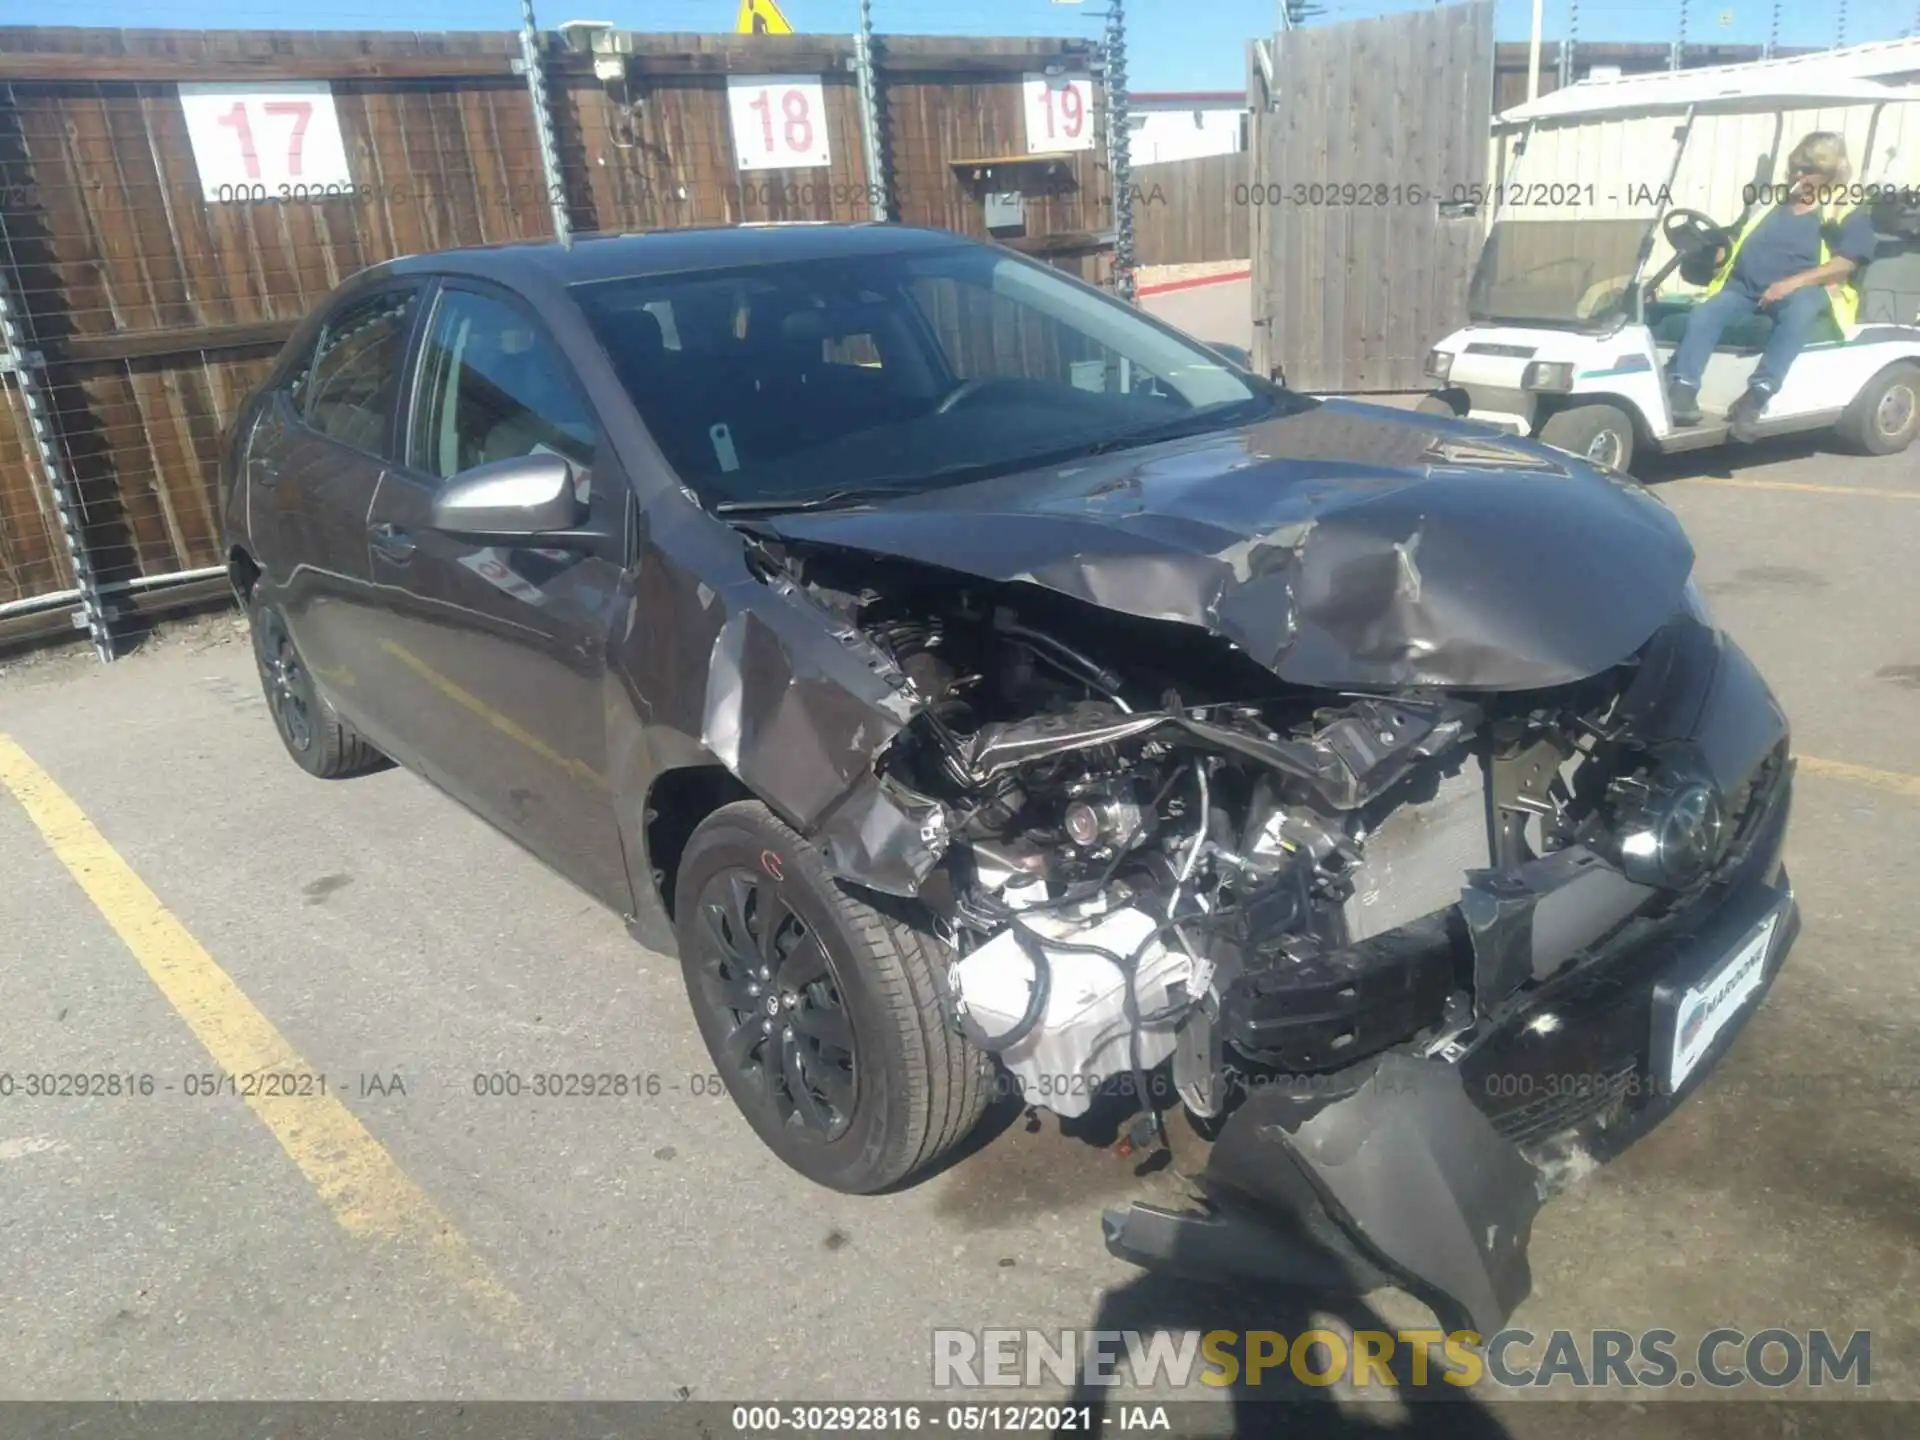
1666,131 -> 1878,440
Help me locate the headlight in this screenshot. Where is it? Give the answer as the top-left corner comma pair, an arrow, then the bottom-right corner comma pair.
1522,360 -> 1575,392
1425,348 -> 1453,382
1612,771 -> 1727,888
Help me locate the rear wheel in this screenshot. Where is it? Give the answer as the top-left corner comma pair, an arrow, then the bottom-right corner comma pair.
1539,402 -> 1636,473
1837,362 -> 1920,455
673,799 -> 990,1194
248,594 -> 388,779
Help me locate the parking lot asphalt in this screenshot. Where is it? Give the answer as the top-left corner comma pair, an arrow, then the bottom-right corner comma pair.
1,429 -> 1917,1427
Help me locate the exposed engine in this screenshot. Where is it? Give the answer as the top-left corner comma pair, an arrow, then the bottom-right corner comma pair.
782,545 -> 1746,1131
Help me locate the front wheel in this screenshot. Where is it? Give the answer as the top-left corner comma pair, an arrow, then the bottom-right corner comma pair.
1539,402 -> 1636,473
673,800 -> 991,1194
1837,362 -> 1920,456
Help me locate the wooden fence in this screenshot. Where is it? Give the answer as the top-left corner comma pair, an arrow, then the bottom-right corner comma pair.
1250,4 -> 1496,393
1131,152 -> 1248,266
0,26 -> 1111,648
1121,39 -> 1797,275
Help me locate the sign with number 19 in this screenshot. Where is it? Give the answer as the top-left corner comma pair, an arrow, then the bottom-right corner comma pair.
179,82 -> 354,202
726,75 -> 833,171
1022,72 -> 1094,154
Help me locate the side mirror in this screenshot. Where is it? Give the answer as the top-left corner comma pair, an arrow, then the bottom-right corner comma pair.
1207,343 -> 1253,371
428,453 -> 585,541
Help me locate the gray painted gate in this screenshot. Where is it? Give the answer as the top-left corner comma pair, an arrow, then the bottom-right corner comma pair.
1249,2 -> 1495,393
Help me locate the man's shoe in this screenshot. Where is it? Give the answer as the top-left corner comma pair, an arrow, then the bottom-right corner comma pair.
1728,382 -> 1775,443
1668,381 -> 1703,427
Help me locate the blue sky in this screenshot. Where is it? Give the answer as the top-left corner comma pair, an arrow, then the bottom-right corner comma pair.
0,0 -> 1913,90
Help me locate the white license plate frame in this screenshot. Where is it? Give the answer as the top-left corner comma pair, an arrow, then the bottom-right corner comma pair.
1662,908 -> 1780,1090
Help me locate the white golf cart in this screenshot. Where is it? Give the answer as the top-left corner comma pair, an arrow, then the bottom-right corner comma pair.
1420,53 -> 1920,472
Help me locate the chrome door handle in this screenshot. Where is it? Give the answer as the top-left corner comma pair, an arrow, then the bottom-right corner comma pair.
369,522 -> 416,562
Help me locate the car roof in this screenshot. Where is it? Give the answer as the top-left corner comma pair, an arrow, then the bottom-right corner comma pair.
375,223 -> 976,289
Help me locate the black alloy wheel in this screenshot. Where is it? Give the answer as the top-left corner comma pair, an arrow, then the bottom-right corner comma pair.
253,602 -> 316,756
691,867 -> 858,1140
246,591 -> 389,779
671,799 -> 990,1194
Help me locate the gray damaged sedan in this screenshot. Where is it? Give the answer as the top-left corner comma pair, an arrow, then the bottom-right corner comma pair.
220,224 -> 1797,1334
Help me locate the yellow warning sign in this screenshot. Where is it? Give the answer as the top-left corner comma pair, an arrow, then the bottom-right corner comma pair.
736,0 -> 794,34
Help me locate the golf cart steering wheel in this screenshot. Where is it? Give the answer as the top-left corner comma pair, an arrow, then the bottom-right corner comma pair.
1662,209 -> 1734,286
1661,209 -> 1731,258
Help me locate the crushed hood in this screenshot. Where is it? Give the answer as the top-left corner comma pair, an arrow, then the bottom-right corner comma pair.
758,400 -> 1695,690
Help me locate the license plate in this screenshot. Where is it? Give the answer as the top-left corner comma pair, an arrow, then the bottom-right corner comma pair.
1664,910 -> 1778,1089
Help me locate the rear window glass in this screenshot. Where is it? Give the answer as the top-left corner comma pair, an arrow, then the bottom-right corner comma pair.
301,288 -> 419,455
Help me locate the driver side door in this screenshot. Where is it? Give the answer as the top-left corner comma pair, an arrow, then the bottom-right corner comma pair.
348,278 -> 632,908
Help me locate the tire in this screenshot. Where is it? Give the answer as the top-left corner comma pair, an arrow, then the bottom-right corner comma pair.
1538,402 -> 1636,473
1837,362 -> 1920,456
1417,392 -> 1464,417
674,799 -> 990,1194
248,593 -> 389,779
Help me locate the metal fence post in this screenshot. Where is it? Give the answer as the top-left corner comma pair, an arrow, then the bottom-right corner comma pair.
1105,0 -> 1135,303
519,0 -> 572,242
854,0 -> 892,222
0,211 -> 113,662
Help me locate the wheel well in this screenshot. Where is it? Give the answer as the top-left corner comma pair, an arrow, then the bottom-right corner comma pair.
1858,356 -> 1920,393
644,765 -> 753,919
1539,393 -> 1650,447
228,546 -> 260,603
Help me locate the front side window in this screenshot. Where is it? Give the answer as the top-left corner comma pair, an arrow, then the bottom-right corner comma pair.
573,244 -> 1275,512
409,287 -> 599,488
302,287 -> 419,455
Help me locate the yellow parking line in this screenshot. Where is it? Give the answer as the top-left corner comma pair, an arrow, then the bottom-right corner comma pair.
1799,754 -> 1920,802
1686,477 -> 1920,501
0,733 -> 525,1333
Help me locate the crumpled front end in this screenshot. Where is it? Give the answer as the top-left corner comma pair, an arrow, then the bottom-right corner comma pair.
1101,612 -> 1796,1334
675,410 -> 1792,1335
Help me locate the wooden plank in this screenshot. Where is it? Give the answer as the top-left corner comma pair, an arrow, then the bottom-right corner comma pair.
1320,24 -> 1352,392
1347,20 -> 1384,392
43,317 -> 298,362
1247,40 -> 1271,377
0,53 -> 519,82
0,377 -> 75,605
1387,10 -> 1432,390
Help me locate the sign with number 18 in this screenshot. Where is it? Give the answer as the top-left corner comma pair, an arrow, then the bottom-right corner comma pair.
726,75 -> 833,170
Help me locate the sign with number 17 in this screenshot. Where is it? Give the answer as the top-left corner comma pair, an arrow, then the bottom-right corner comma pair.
726,75 -> 833,171
178,81 -> 354,202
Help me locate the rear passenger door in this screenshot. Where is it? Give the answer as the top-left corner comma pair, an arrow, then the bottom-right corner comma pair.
254,282 -> 422,722
348,279 -> 632,907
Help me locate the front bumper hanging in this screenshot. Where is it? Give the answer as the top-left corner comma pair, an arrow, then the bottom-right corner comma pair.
1104,849 -> 1798,1335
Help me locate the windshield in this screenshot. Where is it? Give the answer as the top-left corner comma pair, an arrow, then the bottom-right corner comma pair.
572,243 -> 1267,510
1468,218 -> 1653,327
